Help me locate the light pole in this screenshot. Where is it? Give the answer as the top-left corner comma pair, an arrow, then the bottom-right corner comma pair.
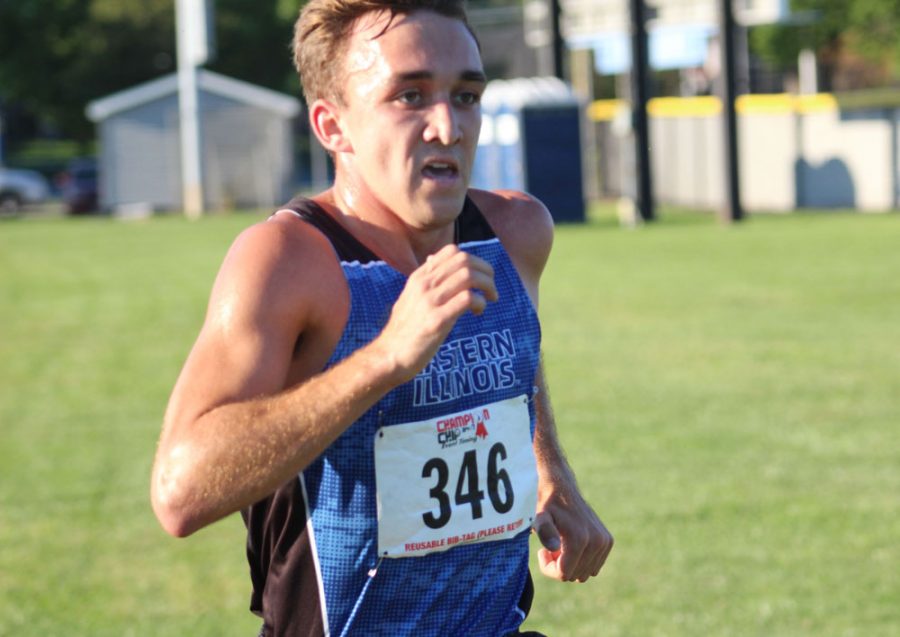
175,0 -> 214,218
629,0 -> 655,222
718,0 -> 743,222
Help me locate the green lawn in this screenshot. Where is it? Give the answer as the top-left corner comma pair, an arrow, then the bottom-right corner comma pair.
1,209 -> 897,636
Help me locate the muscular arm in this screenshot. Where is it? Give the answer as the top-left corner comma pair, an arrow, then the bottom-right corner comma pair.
154,335 -> 397,538
151,220 -> 497,537
473,189 -> 613,582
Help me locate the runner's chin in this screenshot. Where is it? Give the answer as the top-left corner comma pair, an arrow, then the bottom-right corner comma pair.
416,175 -> 469,220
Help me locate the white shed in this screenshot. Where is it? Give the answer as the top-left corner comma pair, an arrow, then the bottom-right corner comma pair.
87,70 -> 301,212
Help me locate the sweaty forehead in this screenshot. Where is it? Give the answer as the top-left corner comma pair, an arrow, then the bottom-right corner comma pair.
344,10 -> 482,78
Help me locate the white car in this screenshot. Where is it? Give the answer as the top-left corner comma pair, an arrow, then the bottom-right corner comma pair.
0,167 -> 51,213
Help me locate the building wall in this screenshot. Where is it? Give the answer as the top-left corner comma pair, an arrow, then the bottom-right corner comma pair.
740,110 -> 795,210
202,93 -> 295,210
97,92 -> 295,212
797,109 -> 894,211
592,94 -> 899,212
650,112 -> 724,209
99,98 -> 181,211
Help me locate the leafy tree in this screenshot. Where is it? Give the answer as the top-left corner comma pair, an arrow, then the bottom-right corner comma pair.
0,0 -> 301,146
844,0 -> 900,74
751,0 -> 900,89
0,0 -> 176,144
208,0 -> 300,97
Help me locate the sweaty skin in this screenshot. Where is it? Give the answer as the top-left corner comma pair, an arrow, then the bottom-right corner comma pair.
344,30 -> 388,101
151,8 -> 612,585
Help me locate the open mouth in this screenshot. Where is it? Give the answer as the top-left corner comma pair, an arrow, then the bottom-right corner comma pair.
422,161 -> 459,180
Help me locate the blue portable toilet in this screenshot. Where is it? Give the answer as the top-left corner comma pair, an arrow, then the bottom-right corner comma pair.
472,77 -> 585,223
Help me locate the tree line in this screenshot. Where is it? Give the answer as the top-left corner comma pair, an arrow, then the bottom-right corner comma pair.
752,0 -> 900,91
0,0 -> 305,147
0,0 -> 897,149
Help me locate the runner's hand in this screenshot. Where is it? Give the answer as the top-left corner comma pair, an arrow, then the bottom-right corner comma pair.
533,475 -> 613,583
374,244 -> 498,383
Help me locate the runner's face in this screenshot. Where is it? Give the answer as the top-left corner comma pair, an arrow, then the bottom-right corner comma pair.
336,10 -> 485,229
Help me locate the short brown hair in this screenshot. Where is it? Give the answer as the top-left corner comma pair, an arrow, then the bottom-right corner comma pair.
293,0 -> 478,105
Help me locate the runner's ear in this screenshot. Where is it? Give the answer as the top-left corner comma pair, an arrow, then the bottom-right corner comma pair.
309,98 -> 352,154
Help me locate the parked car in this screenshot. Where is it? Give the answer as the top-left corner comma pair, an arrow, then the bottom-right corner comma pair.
61,158 -> 99,214
0,167 -> 50,214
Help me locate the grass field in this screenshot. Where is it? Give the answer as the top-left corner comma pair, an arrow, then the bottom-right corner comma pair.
1,208 -> 898,636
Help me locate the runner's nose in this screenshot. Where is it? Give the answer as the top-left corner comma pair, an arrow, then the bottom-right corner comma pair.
424,100 -> 462,146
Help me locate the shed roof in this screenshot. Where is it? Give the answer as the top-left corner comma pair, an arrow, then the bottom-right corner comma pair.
86,69 -> 302,122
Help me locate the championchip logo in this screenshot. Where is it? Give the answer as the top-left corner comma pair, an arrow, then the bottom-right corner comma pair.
435,408 -> 491,449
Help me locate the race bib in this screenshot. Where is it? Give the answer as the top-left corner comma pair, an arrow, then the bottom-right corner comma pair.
374,395 -> 537,558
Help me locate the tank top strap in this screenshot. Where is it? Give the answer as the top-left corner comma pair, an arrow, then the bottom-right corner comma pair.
273,195 -> 497,263
457,196 -> 497,243
275,196 -> 381,264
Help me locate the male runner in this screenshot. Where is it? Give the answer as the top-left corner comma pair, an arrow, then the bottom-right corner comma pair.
151,1 -> 613,634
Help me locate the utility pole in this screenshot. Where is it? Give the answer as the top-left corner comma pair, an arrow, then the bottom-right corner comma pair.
718,0 -> 743,222
175,0 -> 214,219
550,0 -> 564,79
524,0 -> 564,79
629,0 -> 655,222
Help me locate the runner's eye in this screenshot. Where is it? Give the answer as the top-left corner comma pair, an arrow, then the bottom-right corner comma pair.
397,89 -> 424,106
455,91 -> 481,106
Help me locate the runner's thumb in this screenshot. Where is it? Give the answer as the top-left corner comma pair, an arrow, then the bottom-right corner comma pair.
533,511 -> 561,552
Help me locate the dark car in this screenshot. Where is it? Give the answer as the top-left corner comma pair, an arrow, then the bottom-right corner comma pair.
61,158 -> 99,214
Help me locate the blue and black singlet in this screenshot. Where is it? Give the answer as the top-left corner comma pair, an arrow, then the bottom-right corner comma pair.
242,196 -> 542,636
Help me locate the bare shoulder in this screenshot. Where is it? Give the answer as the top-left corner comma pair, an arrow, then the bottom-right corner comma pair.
207,212 -> 347,338
165,212 -> 348,423
468,189 -> 554,286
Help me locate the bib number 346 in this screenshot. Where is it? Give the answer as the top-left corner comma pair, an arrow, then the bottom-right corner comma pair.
422,443 -> 514,529
374,395 -> 538,558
